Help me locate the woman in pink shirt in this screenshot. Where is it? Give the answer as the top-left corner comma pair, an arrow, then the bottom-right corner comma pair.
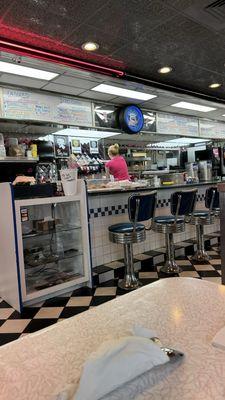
105,143 -> 130,181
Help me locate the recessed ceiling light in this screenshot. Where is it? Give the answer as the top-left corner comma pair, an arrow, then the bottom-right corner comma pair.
0,61 -> 58,80
209,83 -> 222,89
91,84 -> 157,101
158,66 -> 172,74
171,101 -> 216,113
82,42 -> 99,51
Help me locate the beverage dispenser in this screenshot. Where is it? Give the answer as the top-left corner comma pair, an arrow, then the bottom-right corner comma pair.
198,161 -> 212,181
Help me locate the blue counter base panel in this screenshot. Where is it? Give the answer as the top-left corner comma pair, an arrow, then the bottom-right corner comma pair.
0,232 -> 220,347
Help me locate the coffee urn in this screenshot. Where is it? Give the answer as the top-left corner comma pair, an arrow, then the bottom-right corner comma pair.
198,161 -> 212,181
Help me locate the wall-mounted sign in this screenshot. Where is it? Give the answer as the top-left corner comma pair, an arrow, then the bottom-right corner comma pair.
157,112 -> 198,137
0,87 -> 92,126
89,140 -> 99,154
71,138 -> 82,153
199,119 -> 225,139
143,111 -> 156,132
119,105 -> 144,134
54,135 -> 70,158
94,104 -> 117,128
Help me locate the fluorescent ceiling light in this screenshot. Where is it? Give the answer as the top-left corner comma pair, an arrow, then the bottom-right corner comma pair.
171,101 -> 216,113
148,137 -> 210,148
52,128 -> 121,140
91,83 -> 157,101
0,61 -> 58,80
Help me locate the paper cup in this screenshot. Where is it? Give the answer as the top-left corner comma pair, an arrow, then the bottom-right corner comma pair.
60,169 -> 78,196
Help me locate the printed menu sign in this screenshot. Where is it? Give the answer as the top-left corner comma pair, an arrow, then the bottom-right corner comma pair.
56,97 -> 92,126
157,112 -> 198,137
0,88 -> 92,126
199,119 -> 225,139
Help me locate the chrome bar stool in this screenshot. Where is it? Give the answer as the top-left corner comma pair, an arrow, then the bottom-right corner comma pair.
153,189 -> 197,274
108,191 -> 157,290
189,186 -> 219,262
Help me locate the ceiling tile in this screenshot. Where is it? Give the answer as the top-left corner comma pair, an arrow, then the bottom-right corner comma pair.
41,83 -> 84,95
2,0 -> 76,41
52,75 -> 97,89
65,23 -> 127,56
0,1 -> 15,21
85,0 -> 177,42
0,74 -> 48,88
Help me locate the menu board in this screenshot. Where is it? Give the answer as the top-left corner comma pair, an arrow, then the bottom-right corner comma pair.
157,112 -> 199,137
199,119 -> 225,139
0,87 -> 92,126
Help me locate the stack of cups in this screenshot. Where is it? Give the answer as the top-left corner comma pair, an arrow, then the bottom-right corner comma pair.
60,169 -> 78,196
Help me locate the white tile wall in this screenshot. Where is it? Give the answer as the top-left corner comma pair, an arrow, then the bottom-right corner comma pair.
89,186 -> 220,267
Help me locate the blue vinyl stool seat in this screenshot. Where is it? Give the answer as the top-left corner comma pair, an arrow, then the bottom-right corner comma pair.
153,189 -> 197,274
108,223 -> 145,234
189,186 -> 219,262
108,191 -> 157,290
154,216 -> 184,225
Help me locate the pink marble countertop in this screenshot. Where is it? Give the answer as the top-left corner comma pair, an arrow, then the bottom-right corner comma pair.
1,277 -> 225,400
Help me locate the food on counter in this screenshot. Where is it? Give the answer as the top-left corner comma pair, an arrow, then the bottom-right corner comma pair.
87,179 -> 148,191
162,181 -> 175,185
13,176 -> 36,185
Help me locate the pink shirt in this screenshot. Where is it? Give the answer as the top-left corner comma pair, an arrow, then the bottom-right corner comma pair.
106,155 -> 130,181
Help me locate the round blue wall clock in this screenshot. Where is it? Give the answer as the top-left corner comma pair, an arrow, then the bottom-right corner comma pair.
119,105 -> 144,134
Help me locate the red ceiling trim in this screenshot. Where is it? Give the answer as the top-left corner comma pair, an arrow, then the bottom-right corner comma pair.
0,38 -> 125,77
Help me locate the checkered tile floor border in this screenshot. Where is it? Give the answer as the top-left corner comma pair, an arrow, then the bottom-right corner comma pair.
0,233 -> 221,346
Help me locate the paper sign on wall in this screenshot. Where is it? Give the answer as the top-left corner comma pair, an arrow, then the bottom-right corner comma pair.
71,138 -> 82,154
89,140 -> 99,154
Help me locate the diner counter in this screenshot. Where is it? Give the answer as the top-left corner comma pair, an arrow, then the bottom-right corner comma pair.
88,181 -> 220,268
1,278 -> 225,400
87,180 -> 220,196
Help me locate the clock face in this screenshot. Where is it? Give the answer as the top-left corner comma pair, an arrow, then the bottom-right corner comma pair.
123,105 -> 144,133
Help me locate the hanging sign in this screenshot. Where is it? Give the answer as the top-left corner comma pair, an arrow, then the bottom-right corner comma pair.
54,135 -> 70,158
71,138 -> 82,153
89,140 -> 99,154
119,105 -> 144,134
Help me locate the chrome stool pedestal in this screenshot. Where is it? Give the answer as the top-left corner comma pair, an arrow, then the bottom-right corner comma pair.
109,228 -> 146,290
191,216 -> 214,262
189,187 -> 219,262
162,232 -> 182,274
121,243 -> 141,290
153,189 -> 197,275
108,192 -> 157,291
153,217 -> 185,274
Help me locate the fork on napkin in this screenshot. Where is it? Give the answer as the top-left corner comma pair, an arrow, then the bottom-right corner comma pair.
73,325 -> 169,400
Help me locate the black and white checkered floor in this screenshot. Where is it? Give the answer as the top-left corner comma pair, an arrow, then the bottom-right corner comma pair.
0,233 -> 221,346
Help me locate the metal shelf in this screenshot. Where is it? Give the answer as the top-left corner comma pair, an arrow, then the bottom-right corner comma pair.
0,157 -> 39,163
125,157 -> 152,162
22,225 -> 81,239
25,249 -> 83,270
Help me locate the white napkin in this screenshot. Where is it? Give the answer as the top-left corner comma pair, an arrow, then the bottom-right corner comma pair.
74,325 -> 169,400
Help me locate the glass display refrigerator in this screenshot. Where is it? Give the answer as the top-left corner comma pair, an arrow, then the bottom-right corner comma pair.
0,180 -> 91,311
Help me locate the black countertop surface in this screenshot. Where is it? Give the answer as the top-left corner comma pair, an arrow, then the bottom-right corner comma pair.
88,180 -> 220,196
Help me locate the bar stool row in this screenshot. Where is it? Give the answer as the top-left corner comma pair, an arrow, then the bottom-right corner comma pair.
108,187 -> 219,290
